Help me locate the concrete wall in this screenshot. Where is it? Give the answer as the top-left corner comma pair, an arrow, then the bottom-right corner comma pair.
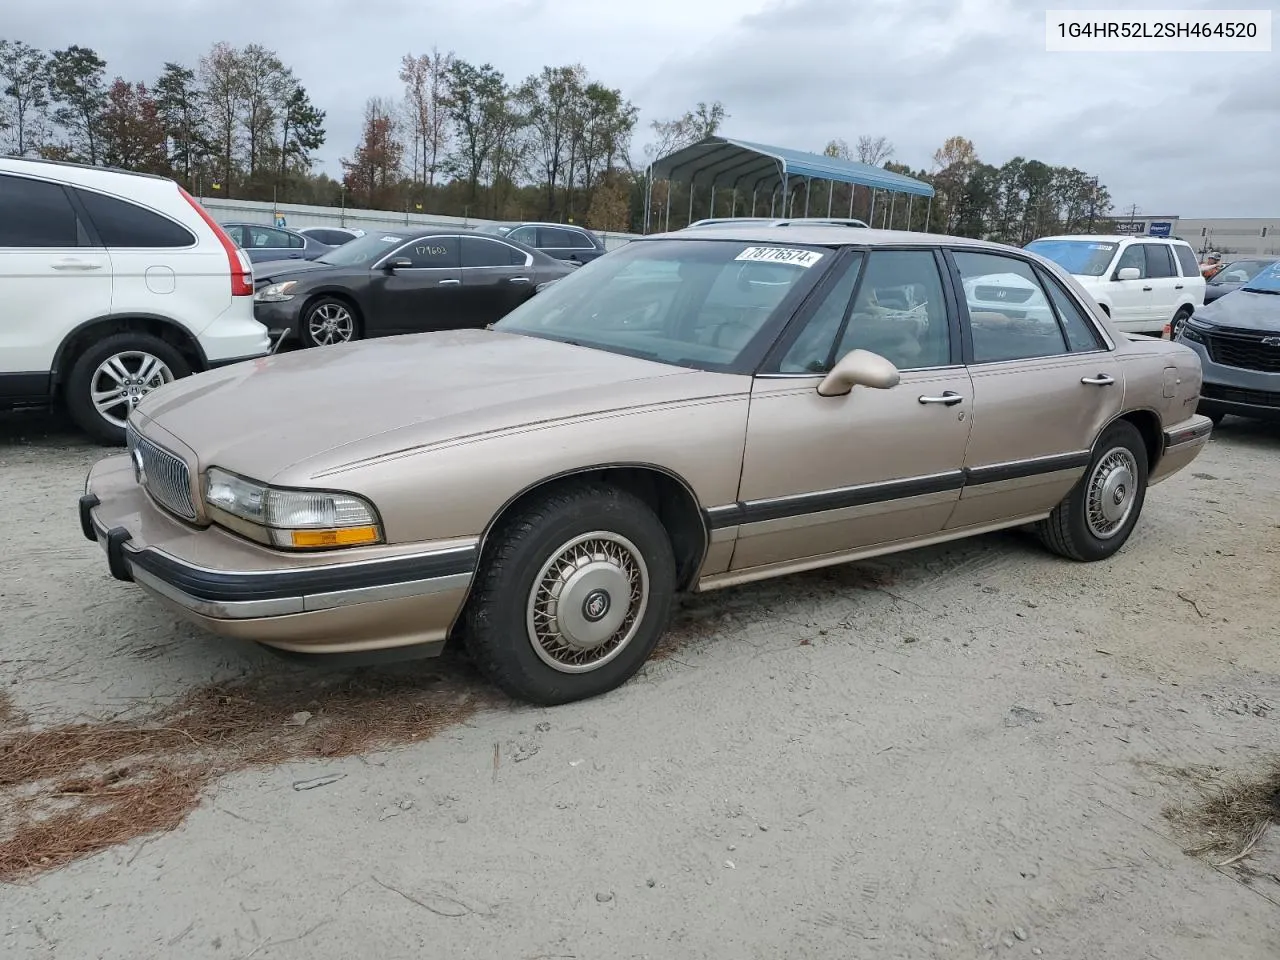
196,196 -> 641,251
1172,218 -> 1280,258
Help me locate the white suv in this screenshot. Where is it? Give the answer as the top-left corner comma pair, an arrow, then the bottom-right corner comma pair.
0,158 -> 270,444
1024,234 -> 1205,336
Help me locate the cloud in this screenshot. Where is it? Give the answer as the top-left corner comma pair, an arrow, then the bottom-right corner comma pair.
5,0 -> 1273,216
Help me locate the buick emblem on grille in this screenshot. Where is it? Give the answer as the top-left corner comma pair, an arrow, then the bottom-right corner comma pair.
131,447 -> 147,486
1262,336 -> 1280,347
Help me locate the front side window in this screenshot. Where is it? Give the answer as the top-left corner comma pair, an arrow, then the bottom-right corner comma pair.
1024,239 -> 1117,276
0,175 -> 82,247
1214,258 -> 1274,284
777,255 -> 863,373
75,189 -> 195,248
493,238 -> 831,371
834,251 -> 950,370
953,251 -> 1068,363
1143,244 -> 1176,278
399,236 -> 460,269
1113,245 -> 1146,278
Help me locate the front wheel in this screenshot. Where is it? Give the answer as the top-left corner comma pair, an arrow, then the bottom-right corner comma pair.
300,297 -> 360,347
1168,306 -> 1193,340
463,483 -> 677,705
64,333 -> 190,445
1036,420 -> 1149,562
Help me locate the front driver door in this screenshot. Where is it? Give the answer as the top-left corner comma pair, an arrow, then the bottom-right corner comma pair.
368,235 -> 464,335
730,248 -> 974,572
945,248 -> 1123,529
1105,244 -> 1154,330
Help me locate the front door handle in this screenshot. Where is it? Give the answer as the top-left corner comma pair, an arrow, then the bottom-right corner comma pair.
1081,374 -> 1115,386
1142,285 -> 1153,291
1175,284 -> 1184,289
507,276 -> 530,283
51,258 -> 102,271
437,278 -> 461,286
918,391 -> 964,406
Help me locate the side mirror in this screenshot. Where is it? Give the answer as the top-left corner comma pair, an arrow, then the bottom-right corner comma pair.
816,349 -> 901,398
385,258 -> 413,271
1116,267 -> 1141,281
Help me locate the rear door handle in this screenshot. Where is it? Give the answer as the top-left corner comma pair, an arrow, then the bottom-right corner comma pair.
51,258 -> 102,271
1142,285 -> 1153,291
507,276 -> 530,283
1081,374 -> 1115,386
438,278 -> 461,286
1175,284 -> 1184,289
918,391 -> 964,406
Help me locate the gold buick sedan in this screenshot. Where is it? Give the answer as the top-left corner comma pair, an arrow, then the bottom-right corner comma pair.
80,226 -> 1213,705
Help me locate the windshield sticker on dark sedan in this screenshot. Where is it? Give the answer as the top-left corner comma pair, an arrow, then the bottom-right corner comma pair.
734,246 -> 825,268
380,235 -> 403,242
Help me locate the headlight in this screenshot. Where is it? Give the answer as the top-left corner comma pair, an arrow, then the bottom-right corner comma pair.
254,280 -> 299,302
1181,317 -> 1210,343
204,467 -> 382,549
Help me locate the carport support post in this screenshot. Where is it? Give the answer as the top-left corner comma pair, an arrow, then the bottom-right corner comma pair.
925,196 -> 932,232
869,190 -> 876,228
643,169 -> 653,233
827,179 -> 834,217
664,179 -> 672,232
780,171 -> 789,218
889,193 -> 896,230
907,195 -> 913,231
688,182 -> 696,228
752,188 -> 758,216
803,178 -> 811,216
731,187 -> 738,217
848,188 -> 855,218
710,184 -> 717,220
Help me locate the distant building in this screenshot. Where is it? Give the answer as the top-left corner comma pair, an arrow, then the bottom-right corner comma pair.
1111,215 -> 1181,238
1173,218 -> 1280,258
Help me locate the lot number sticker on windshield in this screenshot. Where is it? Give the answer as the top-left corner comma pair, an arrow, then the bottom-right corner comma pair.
735,246 -> 824,268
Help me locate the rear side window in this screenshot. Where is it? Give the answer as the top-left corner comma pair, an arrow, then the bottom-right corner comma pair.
538,226 -> 579,248
1040,272 -> 1106,352
287,231 -> 304,249
461,236 -> 524,267
1173,244 -> 1200,278
567,230 -> 595,250
74,188 -> 196,248
0,174 -> 83,247
1143,244 -> 1176,279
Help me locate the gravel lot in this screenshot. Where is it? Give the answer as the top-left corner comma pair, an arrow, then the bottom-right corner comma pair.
2,411 -> 1278,960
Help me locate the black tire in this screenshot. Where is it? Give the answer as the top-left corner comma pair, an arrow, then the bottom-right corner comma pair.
1036,420 -> 1149,563
464,482 -> 677,705
1168,306 -> 1192,339
300,296 -> 361,348
1203,409 -> 1226,426
64,332 -> 191,445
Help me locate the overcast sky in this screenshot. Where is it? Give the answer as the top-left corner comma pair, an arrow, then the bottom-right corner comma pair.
8,0 -> 1278,216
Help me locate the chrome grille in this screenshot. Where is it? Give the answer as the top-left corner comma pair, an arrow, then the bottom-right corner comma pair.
126,421 -> 197,521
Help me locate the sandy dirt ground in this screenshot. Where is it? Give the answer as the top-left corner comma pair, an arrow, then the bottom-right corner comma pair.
1,411 -> 1278,960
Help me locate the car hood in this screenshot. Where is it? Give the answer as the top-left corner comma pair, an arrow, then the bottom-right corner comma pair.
1202,281 -> 1241,303
1192,289 -> 1280,331
252,259 -> 348,283
132,330 -> 734,485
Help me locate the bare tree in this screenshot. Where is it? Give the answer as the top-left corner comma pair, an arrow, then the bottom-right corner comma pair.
239,44 -> 291,183
856,134 -> 894,166
0,40 -> 50,156
399,52 -> 429,187
199,42 -> 245,189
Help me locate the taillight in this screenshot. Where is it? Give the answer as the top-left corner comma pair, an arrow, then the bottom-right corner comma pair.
178,185 -> 254,297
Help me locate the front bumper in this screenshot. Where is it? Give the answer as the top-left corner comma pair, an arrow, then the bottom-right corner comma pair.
80,455 -> 476,656
1178,333 -> 1280,423
252,298 -> 304,344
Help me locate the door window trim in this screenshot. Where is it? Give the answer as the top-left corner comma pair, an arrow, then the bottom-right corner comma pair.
0,172 -> 97,249
374,234 -> 533,270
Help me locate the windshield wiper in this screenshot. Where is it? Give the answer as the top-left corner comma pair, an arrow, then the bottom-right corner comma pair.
1242,287 -> 1280,295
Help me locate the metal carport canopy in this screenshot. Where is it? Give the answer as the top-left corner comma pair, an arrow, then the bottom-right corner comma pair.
648,135 -> 935,198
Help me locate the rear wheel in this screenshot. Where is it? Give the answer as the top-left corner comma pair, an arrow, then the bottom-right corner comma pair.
464,483 -> 677,705
1036,420 -> 1149,562
64,332 -> 190,445
301,297 -> 360,347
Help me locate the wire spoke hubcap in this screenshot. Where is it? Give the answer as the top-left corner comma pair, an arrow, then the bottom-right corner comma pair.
90,351 -> 174,428
1086,447 -> 1139,539
308,304 -> 353,345
526,532 -> 649,674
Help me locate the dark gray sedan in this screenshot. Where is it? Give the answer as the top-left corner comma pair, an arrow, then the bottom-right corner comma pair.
1203,257 -> 1279,303
221,221 -> 334,264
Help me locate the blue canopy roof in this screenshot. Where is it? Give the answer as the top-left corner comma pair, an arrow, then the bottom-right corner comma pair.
649,135 -> 934,199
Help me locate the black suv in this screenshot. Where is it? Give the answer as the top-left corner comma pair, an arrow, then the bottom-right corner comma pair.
476,222 -> 607,266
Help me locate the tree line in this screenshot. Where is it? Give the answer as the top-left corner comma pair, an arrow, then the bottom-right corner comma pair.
1,37 -> 1114,238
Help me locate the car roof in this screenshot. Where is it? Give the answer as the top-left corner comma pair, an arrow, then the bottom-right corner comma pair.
1032,234 -> 1188,245
0,155 -> 172,183
651,224 -> 1030,254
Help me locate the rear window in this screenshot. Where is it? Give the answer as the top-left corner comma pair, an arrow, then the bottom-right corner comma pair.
1172,244 -> 1200,278
0,174 -> 83,247
75,188 -> 196,247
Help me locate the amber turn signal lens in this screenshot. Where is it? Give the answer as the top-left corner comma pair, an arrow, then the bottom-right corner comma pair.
289,526 -> 380,548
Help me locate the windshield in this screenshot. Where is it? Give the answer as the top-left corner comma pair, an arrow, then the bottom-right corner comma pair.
1213,259 -> 1275,284
492,238 -> 832,370
1242,260 -> 1280,294
1024,239 -> 1117,276
317,232 -> 414,266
